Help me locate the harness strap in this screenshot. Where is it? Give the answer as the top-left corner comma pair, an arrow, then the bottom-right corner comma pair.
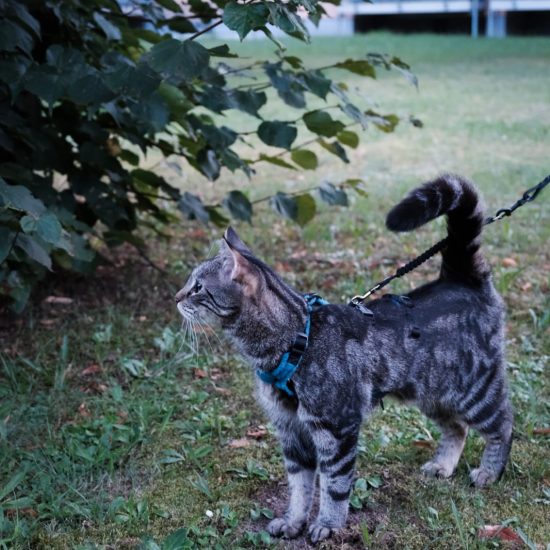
257,293 -> 328,396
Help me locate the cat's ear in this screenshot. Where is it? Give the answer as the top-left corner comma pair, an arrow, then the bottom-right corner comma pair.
225,247 -> 260,295
223,226 -> 252,254
222,229 -> 260,294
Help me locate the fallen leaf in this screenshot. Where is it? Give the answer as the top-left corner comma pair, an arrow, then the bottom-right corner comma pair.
44,296 -> 73,305
520,281 -> 532,292
193,368 -> 207,379
228,438 -> 252,448
78,403 -> 90,418
502,257 -> 518,268
186,228 -> 206,239
412,440 -> 433,448
247,426 -> 268,439
477,525 -> 522,543
81,364 -> 102,376
213,387 -> 231,396
533,427 -> 550,436
274,261 -> 293,273
6,508 -> 37,518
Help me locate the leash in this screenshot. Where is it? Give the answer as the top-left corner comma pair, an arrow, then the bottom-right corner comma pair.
349,174 -> 550,311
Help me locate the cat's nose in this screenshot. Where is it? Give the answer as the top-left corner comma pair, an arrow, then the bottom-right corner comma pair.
175,289 -> 185,303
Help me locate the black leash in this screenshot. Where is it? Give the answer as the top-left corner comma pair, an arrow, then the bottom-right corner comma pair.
349,174 -> 550,311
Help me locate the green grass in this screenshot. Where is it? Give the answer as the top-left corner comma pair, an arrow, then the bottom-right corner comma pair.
1,33 -> 549,549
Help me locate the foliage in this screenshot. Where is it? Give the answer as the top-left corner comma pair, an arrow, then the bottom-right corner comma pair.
0,0 -> 416,311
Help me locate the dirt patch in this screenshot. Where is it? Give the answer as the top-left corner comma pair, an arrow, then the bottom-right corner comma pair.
245,479 -> 392,549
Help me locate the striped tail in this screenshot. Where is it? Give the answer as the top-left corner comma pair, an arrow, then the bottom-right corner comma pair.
386,174 -> 490,284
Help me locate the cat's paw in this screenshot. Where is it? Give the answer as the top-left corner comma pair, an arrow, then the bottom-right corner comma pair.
308,522 -> 333,545
267,517 -> 304,539
421,460 -> 454,479
469,467 -> 497,487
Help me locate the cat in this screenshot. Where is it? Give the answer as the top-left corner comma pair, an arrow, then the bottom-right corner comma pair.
175,174 -> 513,544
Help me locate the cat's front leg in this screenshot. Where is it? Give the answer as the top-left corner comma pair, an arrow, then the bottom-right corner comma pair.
308,421 -> 360,544
267,425 -> 317,538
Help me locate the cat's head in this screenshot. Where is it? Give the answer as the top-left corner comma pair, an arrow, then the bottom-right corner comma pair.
175,227 -> 304,331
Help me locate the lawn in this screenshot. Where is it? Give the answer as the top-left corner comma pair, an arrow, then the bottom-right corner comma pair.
1,32 -> 549,549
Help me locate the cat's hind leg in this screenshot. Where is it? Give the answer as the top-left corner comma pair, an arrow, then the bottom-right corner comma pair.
468,400 -> 513,487
421,418 -> 468,479
267,422 -> 317,539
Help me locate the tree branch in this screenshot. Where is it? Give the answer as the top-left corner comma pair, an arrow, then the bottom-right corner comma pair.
189,19 -> 223,40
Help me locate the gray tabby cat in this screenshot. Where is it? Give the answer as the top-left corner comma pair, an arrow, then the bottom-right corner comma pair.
175,175 -> 513,544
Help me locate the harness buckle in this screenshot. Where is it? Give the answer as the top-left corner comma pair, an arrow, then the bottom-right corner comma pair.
293,332 -> 308,354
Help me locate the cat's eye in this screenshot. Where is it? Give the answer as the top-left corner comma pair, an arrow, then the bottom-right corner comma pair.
192,281 -> 202,294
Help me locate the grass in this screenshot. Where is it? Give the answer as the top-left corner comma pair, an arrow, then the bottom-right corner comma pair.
1,32 -> 549,549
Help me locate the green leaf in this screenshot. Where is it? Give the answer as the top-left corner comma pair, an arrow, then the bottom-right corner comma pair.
205,207 -> 230,228
20,215 -> 37,233
0,178 -> 46,216
208,44 -> 238,58
165,17 -> 196,34
6,3 -> 40,37
132,169 -> 165,190
0,228 -> 16,263
157,0 -> 183,12
271,192 -> 297,221
223,191 -> 253,223
198,86 -> 266,117
162,528 -> 190,550
301,70 -> 331,99
390,56 -> 418,88
146,39 -> 210,82
178,192 -> 210,223
0,471 -> 25,501
158,449 -> 185,465
36,212 -> 62,245
344,178 -> 368,197
196,148 -> 221,181
291,149 -> 318,170
318,182 -> 348,206
337,130 -> 359,148
257,121 -> 297,150
303,110 -> 345,138
294,193 -> 316,226
409,116 -> 423,128
93,13 -> 122,41
267,3 -> 309,41
121,150 -> 140,166
223,2 -> 269,40
264,63 -> 305,109
283,56 -> 303,69
131,92 -> 170,133
334,59 -> 376,78
68,73 -> 115,105
3,496 -> 34,510
258,154 -> 296,170
15,234 -> 52,270
318,139 -> 349,163
0,20 -> 34,55
23,65 -> 64,105
366,111 -> 399,133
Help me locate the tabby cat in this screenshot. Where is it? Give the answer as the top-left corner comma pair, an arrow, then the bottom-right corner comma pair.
175,175 -> 513,544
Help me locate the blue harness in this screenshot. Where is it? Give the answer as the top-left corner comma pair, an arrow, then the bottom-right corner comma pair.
256,293 -> 328,396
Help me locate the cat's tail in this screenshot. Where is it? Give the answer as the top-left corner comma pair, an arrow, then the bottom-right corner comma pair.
385,174 -> 490,284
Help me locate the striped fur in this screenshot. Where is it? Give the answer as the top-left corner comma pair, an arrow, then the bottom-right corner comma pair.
176,181 -> 513,544
386,174 -> 490,284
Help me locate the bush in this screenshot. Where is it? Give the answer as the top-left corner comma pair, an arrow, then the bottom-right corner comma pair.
0,0 -> 417,310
